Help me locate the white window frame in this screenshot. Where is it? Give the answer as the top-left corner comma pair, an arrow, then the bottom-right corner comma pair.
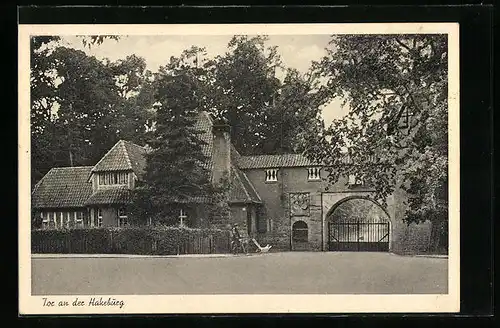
98,171 -> 129,186
348,174 -> 363,186
265,168 -> 279,182
65,212 -> 71,228
117,208 -> 128,227
51,212 -> 56,229
307,167 -> 321,181
179,209 -> 187,227
41,212 -> 48,229
97,208 -> 103,227
75,211 -> 84,228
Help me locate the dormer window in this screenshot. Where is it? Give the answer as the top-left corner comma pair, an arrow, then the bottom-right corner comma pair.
265,169 -> 279,182
98,171 -> 129,186
348,174 -> 363,186
307,167 -> 321,181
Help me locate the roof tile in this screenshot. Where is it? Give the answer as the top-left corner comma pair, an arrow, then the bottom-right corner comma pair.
237,153 -> 318,169
85,186 -> 132,205
31,167 -> 93,208
123,140 -> 147,179
229,166 -> 261,204
193,111 -> 215,173
32,112 -> 264,208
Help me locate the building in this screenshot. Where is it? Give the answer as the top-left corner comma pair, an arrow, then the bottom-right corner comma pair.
32,111 -> 433,253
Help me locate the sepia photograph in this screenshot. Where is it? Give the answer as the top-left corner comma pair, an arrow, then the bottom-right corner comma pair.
19,23 -> 460,314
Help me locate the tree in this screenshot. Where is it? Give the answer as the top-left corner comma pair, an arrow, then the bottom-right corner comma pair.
203,36 -> 281,155
51,46 -> 122,166
109,55 -> 156,145
30,36 -> 121,186
309,34 -> 448,251
254,68 -> 327,154
172,36 -> 328,156
130,64 -> 214,225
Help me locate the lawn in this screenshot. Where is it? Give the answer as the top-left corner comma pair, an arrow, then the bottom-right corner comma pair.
31,252 -> 448,295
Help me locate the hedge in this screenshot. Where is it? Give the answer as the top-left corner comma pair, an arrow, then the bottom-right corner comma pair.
31,226 -> 232,255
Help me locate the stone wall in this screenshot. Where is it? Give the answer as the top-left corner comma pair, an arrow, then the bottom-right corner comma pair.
244,166 -> 434,253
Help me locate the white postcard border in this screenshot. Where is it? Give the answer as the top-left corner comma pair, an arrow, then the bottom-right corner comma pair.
19,23 -> 460,314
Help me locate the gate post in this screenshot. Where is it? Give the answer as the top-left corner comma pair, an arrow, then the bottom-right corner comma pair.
357,220 -> 360,251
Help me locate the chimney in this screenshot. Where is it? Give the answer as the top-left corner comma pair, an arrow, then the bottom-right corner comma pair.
211,123 -> 231,185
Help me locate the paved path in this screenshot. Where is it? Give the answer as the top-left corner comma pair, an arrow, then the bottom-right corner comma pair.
31,252 -> 448,295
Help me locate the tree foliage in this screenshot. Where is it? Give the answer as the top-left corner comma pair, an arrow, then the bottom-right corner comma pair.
130,60 -> 214,225
308,35 -> 448,234
161,36 -> 329,156
30,35 -> 155,186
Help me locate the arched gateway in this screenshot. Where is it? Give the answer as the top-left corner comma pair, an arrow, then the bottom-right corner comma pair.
323,194 -> 392,252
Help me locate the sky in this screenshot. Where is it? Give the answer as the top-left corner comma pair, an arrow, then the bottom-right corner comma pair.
60,35 -> 348,125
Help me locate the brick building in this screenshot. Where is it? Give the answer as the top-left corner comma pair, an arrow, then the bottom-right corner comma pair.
32,111 -> 433,253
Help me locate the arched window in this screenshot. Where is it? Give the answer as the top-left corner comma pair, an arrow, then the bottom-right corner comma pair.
292,221 -> 308,243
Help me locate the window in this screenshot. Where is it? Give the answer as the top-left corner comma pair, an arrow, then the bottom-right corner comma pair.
65,212 -> 71,228
178,209 -> 187,226
398,107 -> 415,129
307,167 -> 321,181
59,212 -> 64,229
118,208 -> 127,218
98,172 -> 129,186
49,212 -> 56,229
75,211 -> 84,228
348,174 -> 363,186
117,208 -> 128,227
41,212 -> 48,229
52,212 -> 57,229
265,169 -> 279,182
292,221 -> 308,243
97,208 -> 103,227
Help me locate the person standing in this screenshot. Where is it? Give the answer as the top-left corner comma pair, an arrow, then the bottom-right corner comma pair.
231,223 -> 242,254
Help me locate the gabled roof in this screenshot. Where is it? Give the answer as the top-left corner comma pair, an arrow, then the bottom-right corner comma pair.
31,167 -> 93,208
32,111 -> 264,209
237,153 -> 319,169
91,140 -> 147,178
229,166 -> 261,204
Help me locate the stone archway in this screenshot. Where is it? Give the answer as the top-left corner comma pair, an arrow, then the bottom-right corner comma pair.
321,192 -> 395,251
325,195 -> 392,220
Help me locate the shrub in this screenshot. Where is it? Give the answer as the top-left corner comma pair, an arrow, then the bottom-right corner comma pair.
31,226 -> 231,255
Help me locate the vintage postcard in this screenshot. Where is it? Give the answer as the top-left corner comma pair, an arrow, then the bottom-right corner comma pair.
19,23 -> 460,314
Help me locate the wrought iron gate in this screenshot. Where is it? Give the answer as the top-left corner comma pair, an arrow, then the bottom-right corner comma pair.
328,220 -> 390,252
